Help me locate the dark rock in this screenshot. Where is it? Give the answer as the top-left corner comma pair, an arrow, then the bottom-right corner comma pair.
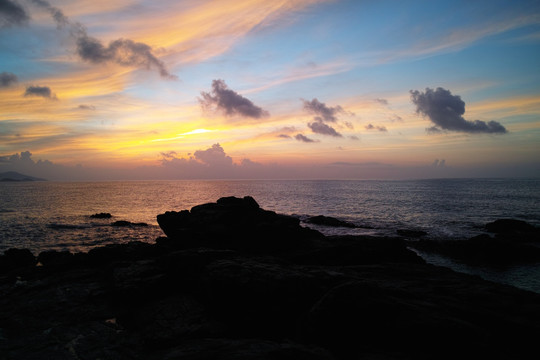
305,278 -> 536,359
37,250 -> 77,269
112,220 -> 148,227
3,197 -> 540,360
410,234 -> 540,265
0,248 -> 36,273
486,219 -> 537,233
81,241 -> 160,268
161,338 -> 334,360
293,235 -> 424,266
305,215 -> 357,228
90,212 -> 112,219
118,295 -> 227,348
396,229 -> 427,238
157,196 -> 323,254
201,257 -> 346,337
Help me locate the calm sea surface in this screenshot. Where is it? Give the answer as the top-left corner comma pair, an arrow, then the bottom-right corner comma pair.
1,179 -> 539,292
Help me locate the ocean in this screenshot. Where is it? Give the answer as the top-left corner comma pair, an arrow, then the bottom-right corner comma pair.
1,178 -> 539,292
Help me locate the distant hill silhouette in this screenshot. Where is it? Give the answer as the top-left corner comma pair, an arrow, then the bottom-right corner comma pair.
0,171 -> 46,182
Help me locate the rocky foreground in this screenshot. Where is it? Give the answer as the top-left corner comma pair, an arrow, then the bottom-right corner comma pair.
1,197 -> 540,359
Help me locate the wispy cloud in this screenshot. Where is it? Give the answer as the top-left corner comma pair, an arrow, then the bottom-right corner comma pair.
24,0 -> 177,79
365,124 -> 388,132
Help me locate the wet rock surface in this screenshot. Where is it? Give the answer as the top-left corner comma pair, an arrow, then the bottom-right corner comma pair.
410,219 -> 540,265
1,198 -> 540,359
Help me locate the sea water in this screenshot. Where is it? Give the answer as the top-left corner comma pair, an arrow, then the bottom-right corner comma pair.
1,179 -> 539,292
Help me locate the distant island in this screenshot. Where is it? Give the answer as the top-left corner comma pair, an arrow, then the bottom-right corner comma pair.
0,171 -> 46,182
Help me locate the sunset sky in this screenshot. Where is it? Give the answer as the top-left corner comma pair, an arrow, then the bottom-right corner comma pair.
1,0 -> 539,180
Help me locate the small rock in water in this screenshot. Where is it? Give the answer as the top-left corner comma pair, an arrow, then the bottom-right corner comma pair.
397,229 -> 428,238
305,215 -> 357,228
90,212 -> 112,219
485,219 -> 537,233
111,220 -> 148,227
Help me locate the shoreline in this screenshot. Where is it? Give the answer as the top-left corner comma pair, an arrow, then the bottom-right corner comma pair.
1,197 -> 540,359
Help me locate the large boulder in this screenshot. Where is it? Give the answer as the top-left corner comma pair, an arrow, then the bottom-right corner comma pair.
305,215 -> 358,228
485,219 -> 537,234
0,248 -> 36,274
157,196 -> 323,253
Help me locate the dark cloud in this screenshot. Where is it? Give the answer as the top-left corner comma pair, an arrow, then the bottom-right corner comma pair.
374,98 -> 388,105
24,85 -> 56,99
308,121 -> 342,137
24,0 -> 176,79
301,98 -> 354,139
76,36 -> 176,79
302,98 -> 349,123
29,0 -> 68,28
199,80 -> 269,119
277,134 -> 291,139
78,104 -> 95,110
410,87 -> 507,134
295,134 -> 317,143
0,0 -> 29,27
349,135 -> 360,140
0,71 -> 17,87
365,124 -> 387,132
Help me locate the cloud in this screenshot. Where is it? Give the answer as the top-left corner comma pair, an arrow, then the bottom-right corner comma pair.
29,0 -> 68,29
389,114 -> 403,122
24,85 -> 56,99
295,133 -> 318,143
301,98 -> 354,138
0,71 -> 17,87
410,87 -> 507,134
365,124 -> 387,132
160,151 -> 177,159
76,35 -> 177,79
308,121 -> 342,137
26,0 -> 176,79
374,98 -> 388,105
0,0 -> 29,27
302,98 -> 348,123
78,104 -> 95,110
193,143 -> 233,167
277,134 -> 291,139
199,79 -> 269,119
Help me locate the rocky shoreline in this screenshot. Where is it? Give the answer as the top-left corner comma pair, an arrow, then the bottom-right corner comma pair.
1,196 -> 540,359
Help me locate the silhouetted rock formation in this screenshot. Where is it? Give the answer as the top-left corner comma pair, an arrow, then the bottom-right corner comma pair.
90,212 -> 112,219
0,171 -> 46,182
157,196 -> 323,253
486,218 -> 538,234
396,228 -> 428,238
305,215 -> 358,228
411,219 -> 540,265
112,220 -> 148,227
1,198 -> 540,359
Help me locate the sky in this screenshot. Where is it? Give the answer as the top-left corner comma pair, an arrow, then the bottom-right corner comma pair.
1,0 -> 539,180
